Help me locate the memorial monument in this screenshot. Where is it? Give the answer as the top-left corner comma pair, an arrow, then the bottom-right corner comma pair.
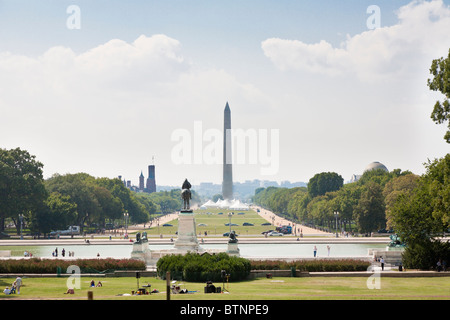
222,102 -> 233,200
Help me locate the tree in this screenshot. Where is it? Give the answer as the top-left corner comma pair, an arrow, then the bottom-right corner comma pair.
30,192 -> 77,236
334,183 -> 363,232
353,182 -> 386,233
0,148 -> 47,233
383,174 -> 420,229
307,172 -> 343,198
427,48 -> 450,143
388,154 -> 450,269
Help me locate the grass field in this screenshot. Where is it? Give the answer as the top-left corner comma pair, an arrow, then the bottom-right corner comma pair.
1,276 -> 449,300
146,209 -> 275,237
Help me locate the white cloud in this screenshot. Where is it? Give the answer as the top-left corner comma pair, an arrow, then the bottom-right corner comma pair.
0,34 -> 272,184
261,0 -> 450,82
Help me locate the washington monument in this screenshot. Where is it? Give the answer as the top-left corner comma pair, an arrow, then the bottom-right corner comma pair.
222,102 -> 233,199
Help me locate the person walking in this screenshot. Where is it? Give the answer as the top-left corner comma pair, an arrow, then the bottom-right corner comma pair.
380,256 -> 385,271
327,245 -> 331,257
313,245 -> 317,258
14,276 -> 22,294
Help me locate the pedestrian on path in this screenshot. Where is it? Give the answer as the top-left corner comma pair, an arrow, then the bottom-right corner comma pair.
327,245 -> 330,257
14,276 -> 22,294
380,256 -> 385,271
313,245 -> 317,257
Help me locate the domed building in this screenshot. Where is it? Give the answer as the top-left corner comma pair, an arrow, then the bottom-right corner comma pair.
364,161 -> 388,173
349,161 -> 389,183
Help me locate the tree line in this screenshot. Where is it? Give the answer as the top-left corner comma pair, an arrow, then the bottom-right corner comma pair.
254,168 -> 417,235
0,147 -> 197,237
253,155 -> 449,269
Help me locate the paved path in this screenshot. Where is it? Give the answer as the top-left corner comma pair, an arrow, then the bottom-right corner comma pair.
252,205 -> 333,237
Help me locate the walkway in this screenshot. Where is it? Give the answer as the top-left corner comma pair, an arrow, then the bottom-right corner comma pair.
252,205 -> 333,237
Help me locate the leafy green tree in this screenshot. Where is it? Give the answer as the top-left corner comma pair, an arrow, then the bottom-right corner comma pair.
383,174 -> 420,229
307,172 -> 343,198
388,154 -> 450,269
353,182 -> 386,233
0,148 -> 47,233
287,189 -> 310,222
334,183 -> 363,232
427,48 -> 450,143
30,192 -> 77,236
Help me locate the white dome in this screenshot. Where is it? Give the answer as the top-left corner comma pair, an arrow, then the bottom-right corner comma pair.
364,161 -> 388,172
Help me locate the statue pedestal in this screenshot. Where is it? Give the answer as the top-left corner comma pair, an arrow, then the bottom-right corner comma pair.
174,210 -> 199,252
131,241 -> 150,261
226,242 -> 240,256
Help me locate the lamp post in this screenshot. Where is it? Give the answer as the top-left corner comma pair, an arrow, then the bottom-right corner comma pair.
334,211 -> 339,238
124,211 -> 129,239
228,212 -> 234,234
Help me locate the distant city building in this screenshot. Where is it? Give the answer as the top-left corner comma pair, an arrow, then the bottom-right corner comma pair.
119,164 -> 157,194
139,171 -> 145,191
195,179 -> 307,201
146,165 -> 156,193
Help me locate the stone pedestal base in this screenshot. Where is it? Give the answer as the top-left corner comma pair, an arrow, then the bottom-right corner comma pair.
174,210 -> 199,252
226,242 -> 240,256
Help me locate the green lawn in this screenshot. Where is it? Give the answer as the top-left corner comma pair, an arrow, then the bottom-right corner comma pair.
146,209 -> 276,237
1,276 -> 449,300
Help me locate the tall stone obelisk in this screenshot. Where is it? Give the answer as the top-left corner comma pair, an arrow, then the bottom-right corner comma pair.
222,102 -> 233,200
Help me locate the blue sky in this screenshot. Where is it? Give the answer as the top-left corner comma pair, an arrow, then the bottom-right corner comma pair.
1,0 -> 449,187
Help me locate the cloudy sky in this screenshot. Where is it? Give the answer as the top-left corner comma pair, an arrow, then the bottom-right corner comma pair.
1,0 -> 449,187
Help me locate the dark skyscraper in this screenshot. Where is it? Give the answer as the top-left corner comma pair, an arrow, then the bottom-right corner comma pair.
222,102 -> 233,199
146,165 -> 156,193
139,171 -> 145,191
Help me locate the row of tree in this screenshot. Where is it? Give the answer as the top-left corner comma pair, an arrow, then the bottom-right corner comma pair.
0,147 -> 198,237
253,168 -> 416,234
253,154 -> 449,268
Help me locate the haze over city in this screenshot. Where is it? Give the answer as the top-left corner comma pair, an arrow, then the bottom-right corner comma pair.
1,0 -> 449,187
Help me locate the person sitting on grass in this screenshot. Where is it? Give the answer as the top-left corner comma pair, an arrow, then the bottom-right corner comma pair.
3,287 -> 11,295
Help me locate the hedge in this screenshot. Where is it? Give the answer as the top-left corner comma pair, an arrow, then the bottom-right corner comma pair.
0,258 -> 146,274
156,252 -> 251,282
250,259 -> 371,272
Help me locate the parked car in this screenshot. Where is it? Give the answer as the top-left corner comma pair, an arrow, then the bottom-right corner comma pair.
267,231 -> 283,236
162,223 -> 173,227
261,222 -> 271,226
243,222 -> 254,226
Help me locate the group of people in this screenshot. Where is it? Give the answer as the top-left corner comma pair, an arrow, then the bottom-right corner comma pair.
52,248 -> 75,257
90,280 -> 103,287
312,245 -> 332,257
3,276 -> 22,295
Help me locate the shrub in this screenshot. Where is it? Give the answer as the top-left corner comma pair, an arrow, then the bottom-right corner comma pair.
250,259 -> 371,272
157,252 -> 251,282
0,258 -> 146,274
402,240 -> 450,270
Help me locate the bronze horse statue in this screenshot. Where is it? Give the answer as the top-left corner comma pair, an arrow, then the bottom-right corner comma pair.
181,178 -> 192,210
